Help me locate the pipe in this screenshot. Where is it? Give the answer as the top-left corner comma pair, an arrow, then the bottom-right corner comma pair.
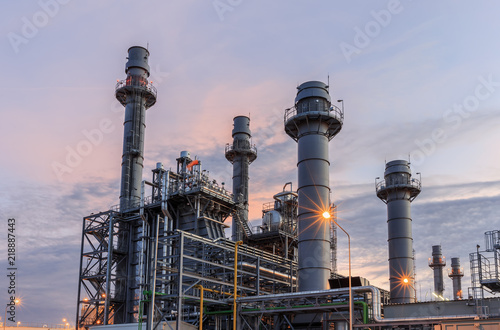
238,261 -> 296,282
194,285 -> 203,330
233,241 -> 243,329
331,217 -> 352,330
237,286 -> 478,324
204,301 -> 368,324
147,215 -> 160,330
202,287 -> 240,297
187,159 -> 199,170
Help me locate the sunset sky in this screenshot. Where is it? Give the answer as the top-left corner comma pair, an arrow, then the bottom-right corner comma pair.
1,1 -> 500,325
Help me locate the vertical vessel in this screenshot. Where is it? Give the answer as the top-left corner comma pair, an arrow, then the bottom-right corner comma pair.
284,81 -> 343,291
376,160 -> 421,303
225,116 -> 257,241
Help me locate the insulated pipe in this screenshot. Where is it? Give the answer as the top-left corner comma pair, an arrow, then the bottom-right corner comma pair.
116,46 -> 157,212
284,81 -> 343,292
448,257 -> 464,300
225,116 -> 257,241
205,301 -> 369,325
237,286 -> 477,324
194,285 -> 204,330
376,160 -> 421,303
429,245 -> 446,297
233,241 -> 243,330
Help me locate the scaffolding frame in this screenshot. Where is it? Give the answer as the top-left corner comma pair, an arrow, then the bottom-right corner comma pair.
76,210 -> 128,327
76,161 -> 299,329
468,231 -> 500,317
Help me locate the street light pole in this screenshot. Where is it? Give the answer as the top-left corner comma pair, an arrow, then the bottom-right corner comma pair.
4,299 -> 20,330
324,210 -> 352,330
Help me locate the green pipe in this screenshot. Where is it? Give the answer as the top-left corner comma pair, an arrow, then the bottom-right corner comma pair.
138,300 -> 144,330
143,290 -> 167,296
139,290 -> 156,330
204,301 -> 369,324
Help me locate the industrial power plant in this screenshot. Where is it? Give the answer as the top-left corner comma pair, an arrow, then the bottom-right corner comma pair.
75,46 -> 500,329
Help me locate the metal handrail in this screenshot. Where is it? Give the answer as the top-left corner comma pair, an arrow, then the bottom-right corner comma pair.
115,76 -> 157,98
284,103 -> 344,123
375,178 -> 421,192
429,256 -> 446,267
224,142 -> 257,155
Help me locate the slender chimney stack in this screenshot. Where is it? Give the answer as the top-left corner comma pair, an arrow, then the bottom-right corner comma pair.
429,245 -> 446,298
115,46 -> 157,211
225,116 -> 257,241
376,160 -> 421,303
448,257 -> 464,300
114,46 -> 157,323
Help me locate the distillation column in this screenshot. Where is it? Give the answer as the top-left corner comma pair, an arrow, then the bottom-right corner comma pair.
225,116 -> 257,241
429,245 -> 446,297
376,160 -> 421,303
115,46 -> 157,211
285,81 -> 343,291
448,257 -> 464,300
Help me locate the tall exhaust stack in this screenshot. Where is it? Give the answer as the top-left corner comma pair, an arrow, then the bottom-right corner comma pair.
114,46 -> 157,323
115,46 -> 157,211
429,244 -> 446,297
285,81 -> 343,291
448,257 -> 464,300
225,116 -> 257,241
376,160 -> 421,303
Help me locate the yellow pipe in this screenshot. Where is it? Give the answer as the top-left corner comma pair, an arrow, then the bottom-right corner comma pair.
203,287 -> 240,297
194,285 -> 203,330
195,285 -> 240,330
233,241 -> 243,329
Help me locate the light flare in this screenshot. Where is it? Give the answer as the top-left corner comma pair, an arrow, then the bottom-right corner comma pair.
392,268 -> 415,298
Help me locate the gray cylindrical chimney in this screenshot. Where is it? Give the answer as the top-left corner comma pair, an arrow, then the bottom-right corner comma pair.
225,116 -> 257,241
376,160 -> 421,303
285,81 -> 343,291
116,46 -> 157,212
448,257 -> 464,300
429,245 -> 446,297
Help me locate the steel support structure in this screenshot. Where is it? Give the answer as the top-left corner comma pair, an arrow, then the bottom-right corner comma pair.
76,211 -> 128,328
77,163 -> 297,329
